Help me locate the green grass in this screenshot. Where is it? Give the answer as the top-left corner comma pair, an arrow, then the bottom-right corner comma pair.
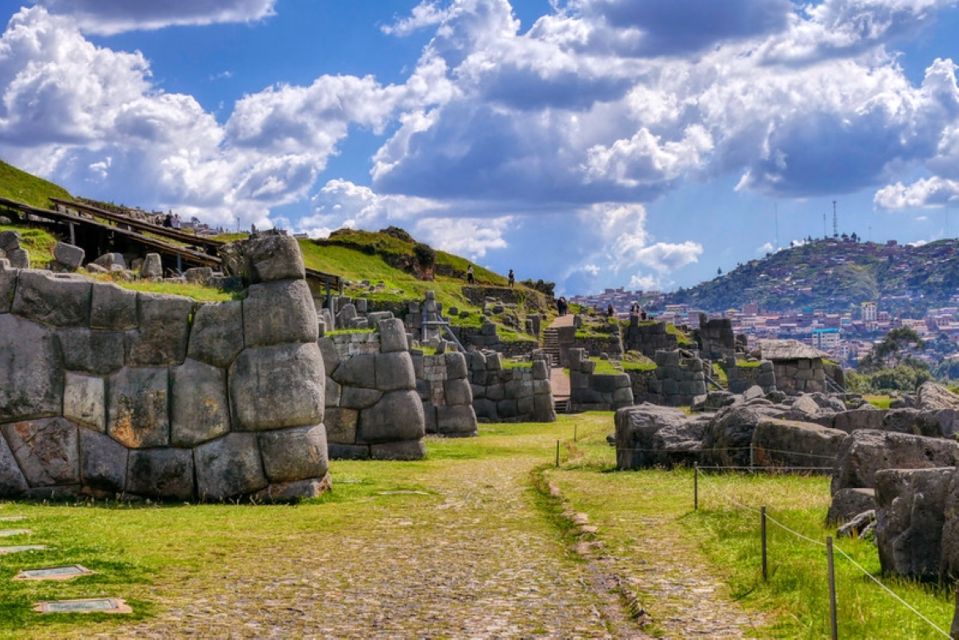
864,394 -> 892,410
736,359 -> 763,369
589,357 -> 625,376
0,224 -> 58,268
0,160 -> 71,209
325,328 -> 375,336
666,322 -> 696,347
88,274 -> 238,303
501,360 -> 533,369
623,360 -> 656,372
712,362 -> 729,385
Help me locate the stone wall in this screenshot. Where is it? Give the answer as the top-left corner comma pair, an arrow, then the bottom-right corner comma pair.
696,315 -> 735,361
627,368 -> 661,404
0,233 -> 330,502
469,352 -> 556,422
623,319 -> 678,357
319,320 -> 427,460
726,359 -> 776,394
413,349 -> 479,437
773,358 -> 826,394
569,333 -> 624,359
568,349 -> 634,412
647,350 -> 707,406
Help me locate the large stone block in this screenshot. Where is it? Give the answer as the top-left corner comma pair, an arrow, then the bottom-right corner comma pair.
58,328 -> 124,374
0,263 -> 16,312
187,301 -> 244,368
533,394 -> 556,422
340,387 -> 383,410
875,467 -> 952,581
832,429 -> 959,493
436,405 -> 478,436
328,443 -> 371,459
751,418 -> 846,468
63,372 -> 105,432
243,279 -> 318,347
832,407 -> 884,433
443,378 -> 473,406
473,398 -> 498,421
171,359 -> 230,447
107,367 -> 170,448
0,314 -> 63,422
701,405 -> 786,467
53,242 -> 84,271
378,318 -> 409,353
358,390 -> 425,444
444,352 -> 468,379
615,404 -> 703,469
79,429 -> 127,493
194,433 -> 267,500
318,336 -> 341,377
331,353 -> 376,388
258,425 -> 328,484
254,475 -> 331,502
827,488 -> 877,525
223,232 -> 305,283
230,343 -> 325,431
12,271 -> 91,326
325,407 -> 358,444
375,352 -> 416,391
0,434 -> 28,497
1,418 -> 79,487
126,293 -> 193,366
370,440 -> 426,460
90,282 -> 138,331
126,448 -> 194,500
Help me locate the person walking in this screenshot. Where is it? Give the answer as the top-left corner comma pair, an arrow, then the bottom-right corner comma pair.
507,269 -> 515,288
606,303 -> 615,319
466,265 -> 475,285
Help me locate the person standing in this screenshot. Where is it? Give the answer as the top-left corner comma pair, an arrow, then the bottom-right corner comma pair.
466,265 -> 475,285
606,303 -> 614,319
508,269 -> 515,288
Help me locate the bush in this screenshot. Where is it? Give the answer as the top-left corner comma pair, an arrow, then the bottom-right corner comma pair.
413,242 -> 436,269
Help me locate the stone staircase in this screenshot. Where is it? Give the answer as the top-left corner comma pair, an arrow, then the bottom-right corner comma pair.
542,327 -> 561,367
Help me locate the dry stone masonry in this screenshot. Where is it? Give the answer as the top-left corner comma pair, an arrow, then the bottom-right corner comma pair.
0,232 -> 331,502
469,351 -> 556,422
567,348 -> 634,412
413,350 -> 479,437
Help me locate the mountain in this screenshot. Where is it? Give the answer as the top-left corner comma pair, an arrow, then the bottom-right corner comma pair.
664,237 -> 959,315
0,160 -> 71,208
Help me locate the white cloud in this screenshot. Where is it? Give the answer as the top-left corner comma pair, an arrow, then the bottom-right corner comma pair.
757,242 -> 775,254
382,2 -> 453,36
628,273 -> 658,290
874,176 -> 959,208
35,0 -> 277,35
583,263 -> 600,276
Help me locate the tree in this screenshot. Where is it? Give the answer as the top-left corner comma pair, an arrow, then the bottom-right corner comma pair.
858,326 -> 925,373
717,267 -> 722,276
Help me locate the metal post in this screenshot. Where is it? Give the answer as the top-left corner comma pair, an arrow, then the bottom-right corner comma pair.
68,222 -> 75,246
761,506 -> 768,582
555,440 -> 560,468
694,463 -> 699,511
176,254 -> 182,274
826,536 -> 838,640
749,443 -> 755,471
574,425 -> 578,442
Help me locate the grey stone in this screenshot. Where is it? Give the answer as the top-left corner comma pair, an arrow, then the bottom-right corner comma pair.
223,233 -> 305,283
193,433 -> 267,500
436,405 -> 478,436
832,429 -> 959,493
335,303 -> 357,328
171,359 -> 230,447
0,434 -> 28,497
467,350 -> 486,371
184,267 -> 213,285
517,395 -> 534,416
940,469 -> 959,581
532,360 -> 548,380
107,367 -> 170,448
486,352 -> 502,371
325,376 -> 342,406
325,408 -> 358,444
0,230 -> 18,253
328,443 -> 371,460
58,328 -> 124,375
93,252 -> 126,270
827,488 -> 876,525
126,448 -> 194,500
187,301 -> 244,368
0,262 -> 16,313
230,343 -> 325,431
497,399 -> 518,417
90,282 -> 138,331
79,429 -> 127,493
140,253 -> 163,279
751,418 -> 846,468
378,318 -> 409,353
12,270 -> 91,326
375,352 -> 416,391
444,352 -> 468,379
701,405 -> 786,467
126,293 -> 193,366
258,425 -> 328,484
358,390 -> 425,443
318,336 -> 341,377
832,407 -> 884,433
0,314 -> 63,422
616,404 -> 704,469
916,382 -> 959,411
7,248 -> 28,269
53,242 -> 84,271
790,394 -> 820,417
254,475 -> 331,502
444,378 -> 473,406
331,353 -> 376,388
340,387 -> 383,410
371,440 -> 426,460
63,372 -> 105,432
837,509 -> 876,539
473,398 -> 498,421
743,385 -> 765,402
1,418 -> 79,487
243,279 -> 318,347
875,467 -> 952,581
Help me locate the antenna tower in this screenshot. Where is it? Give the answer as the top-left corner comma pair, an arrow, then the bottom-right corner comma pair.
832,200 -> 838,237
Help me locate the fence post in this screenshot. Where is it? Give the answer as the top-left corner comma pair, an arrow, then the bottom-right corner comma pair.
826,536 -> 839,640
694,463 -> 699,511
761,506 -> 768,582
574,424 -> 577,442
555,440 -> 560,468
749,442 -> 755,471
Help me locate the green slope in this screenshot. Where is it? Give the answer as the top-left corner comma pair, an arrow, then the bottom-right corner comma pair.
0,160 -> 71,208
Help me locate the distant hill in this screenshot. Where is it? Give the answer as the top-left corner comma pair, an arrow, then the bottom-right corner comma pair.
665,237 -> 959,315
0,160 -> 71,208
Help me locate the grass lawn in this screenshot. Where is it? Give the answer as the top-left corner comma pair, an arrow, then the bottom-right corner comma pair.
0,160 -> 71,209
0,224 -> 58,268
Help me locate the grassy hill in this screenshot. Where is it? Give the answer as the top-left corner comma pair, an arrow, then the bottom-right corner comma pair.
0,160 -> 71,208
666,237 -> 959,315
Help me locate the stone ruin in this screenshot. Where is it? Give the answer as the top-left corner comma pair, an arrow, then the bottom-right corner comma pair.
0,232 -> 330,502
0,230 -> 30,268
567,348 -> 634,412
413,350 -> 479,437
622,318 -> 678,357
694,314 -> 735,361
469,351 -> 556,422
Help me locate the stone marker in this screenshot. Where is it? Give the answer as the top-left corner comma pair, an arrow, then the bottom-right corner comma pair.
0,529 -> 30,537
14,565 -> 93,581
0,545 -> 46,555
33,598 -> 132,614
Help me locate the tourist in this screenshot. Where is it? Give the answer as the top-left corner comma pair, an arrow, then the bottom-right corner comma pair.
172,213 -> 181,230
508,269 -> 515,288
557,296 -> 567,316
640,309 -> 647,320
466,265 -> 475,285
163,213 -> 173,228
606,303 -> 614,319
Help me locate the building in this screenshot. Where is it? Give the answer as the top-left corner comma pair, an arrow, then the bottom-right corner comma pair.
861,301 -> 877,323
812,327 -> 840,354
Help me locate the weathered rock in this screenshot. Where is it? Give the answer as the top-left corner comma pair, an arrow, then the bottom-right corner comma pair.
184,267 -> 213,285
378,318 -> 409,353
139,253 -> 162,279
743,385 -> 765,402
880,409 -> 941,437
0,230 -> 19,253
90,282 -> 138,331
193,433 -> 267,500
940,469 -> 959,581
375,352 -> 416,391
12,270 -> 92,326
444,351 -> 468,380
7,248 -> 28,269
58,328 -> 125,374
126,448 -> 194,500
340,387 -> 383,410
107,367 -> 170,448
443,378 -> 473,406
790,394 -> 820,417
832,407 -> 884,433
254,475 -> 331,502
616,404 -> 703,469
317,336 -> 341,377
827,488 -> 876,525
243,279 -> 318,347
837,510 -> 876,539
53,242 -> 84,271
93,252 -> 127,270
79,429 -> 127,493
0,314 -> 63,422
0,261 -> 16,313
187,301 -> 244,368
230,343 -> 325,430
63,372 -> 105,432
751,418 -> 845,468
358,390 -> 425,444
1,418 -> 79,487
171,359 -> 230,447
436,405 -> 478,436
258,425 -> 328,484
875,467 -> 952,581
701,404 -> 785,466
325,408 -> 358,444
126,293 -> 193,366
371,440 -> 426,460
331,353 -> 376,388
533,394 -> 557,422
832,429 -> 959,493
0,434 -> 29,497
221,232 -> 305,283
917,382 -> 959,411
328,443 -> 371,459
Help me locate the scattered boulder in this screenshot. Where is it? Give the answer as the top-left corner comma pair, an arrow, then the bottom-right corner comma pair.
615,403 -> 705,469
832,406 -> 883,433
52,242 -> 84,272
837,510 -> 876,539
916,382 -> 959,411
831,429 -> 959,493
701,404 -> 785,467
751,418 -> 845,468
93,252 -> 126,270
827,487 -> 876,525
140,253 -> 163,279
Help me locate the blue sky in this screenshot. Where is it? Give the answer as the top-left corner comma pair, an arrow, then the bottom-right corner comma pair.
1,1 -> 959,294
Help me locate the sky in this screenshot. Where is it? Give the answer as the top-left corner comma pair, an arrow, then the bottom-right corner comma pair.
1,1 -> 959,295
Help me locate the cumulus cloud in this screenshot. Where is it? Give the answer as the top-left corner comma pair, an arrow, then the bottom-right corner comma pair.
874,176 -> 959,208
34,0 -> 277,35
381,2 -> 453,36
